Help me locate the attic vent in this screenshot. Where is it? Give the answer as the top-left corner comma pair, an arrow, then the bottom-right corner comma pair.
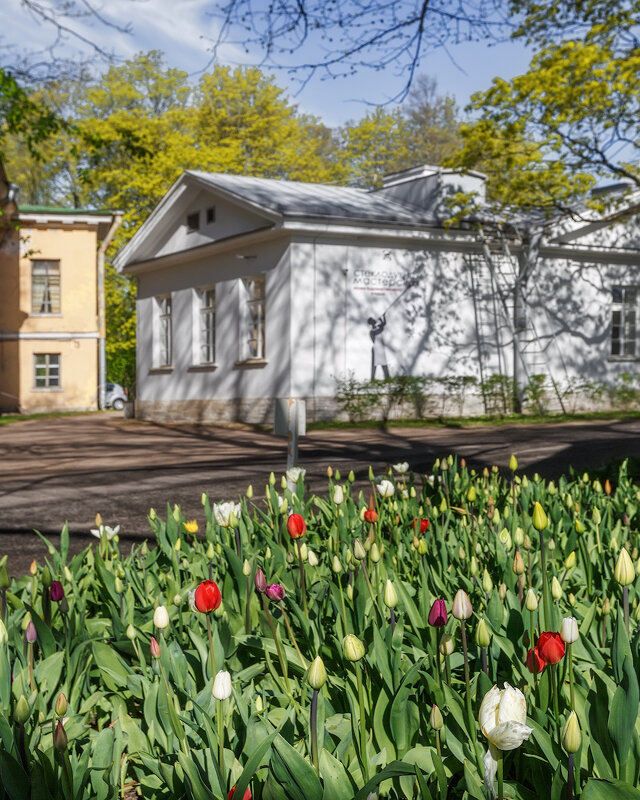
186,212 -> 200,232
206,206 -> 216,224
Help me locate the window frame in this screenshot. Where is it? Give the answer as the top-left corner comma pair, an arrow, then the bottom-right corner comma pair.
31,260 -> 61,316
197,287 -> 216,365
611,285 -> 638,359
186,212 -> 200,232
155,295 -> 173,368
33,353 -> 61,390
240,274 -> 266,361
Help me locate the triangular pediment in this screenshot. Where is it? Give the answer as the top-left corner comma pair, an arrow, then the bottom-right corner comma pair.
114,172 -> 281,270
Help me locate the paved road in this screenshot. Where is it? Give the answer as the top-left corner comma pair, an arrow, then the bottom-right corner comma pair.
1,412 -> 640,574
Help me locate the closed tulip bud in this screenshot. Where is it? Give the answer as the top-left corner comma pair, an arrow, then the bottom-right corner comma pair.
333,485 -> 344,504
604,479 -> 612,495
523,534 -> 531,550
269,472 -> 276,486
458,546 -> 466,561
440,633 -> 455,655
439,498 -> 447,513
532,502 -> 548,531
513,551 -> 525,575
353,539 -> 366,561
126,624 -> 137,640
154,605 -> 170,629
299,542 -> 308,561
173,538 -> 181,552
565,551 -> 576,569
430,703 -> 444,730
41,565 -> 52,588
574,519 -> 585,535
548,481 -> 557,495
370,543 -> 381,563
55,692 -> 67,717
331,555 -> 342,574
452,589 -> 473,620
383,580 -> 398,609
212,670 -> 232,700
307,656 -> 327,690
548,538 -> 556,551
467,486 -> 477,502
254,568 -> 267,593
492,509 -> 501,525
470,556 -> 478,576
509,454 -> 518,472
593,479 -> 602,493
308,549 -> 319,567
418,539 -> 427,555
14,695 -> 30,724
602,597 -> 611,615
609,537 -> 618,552
482,569 -> 493,594
335,469 -> 341,480
26,621 -> 37,644
525,589 -> 538,611
280,475 -> 287,490
592,507 -> 601,525
114,576 -> 124,594
498,583 -> 507,600
498,528 -> 512,550
243,483 -> 253,499
348,470 -> 355,483
551,576 -> 563,600
568,592 -> 576,606
475,618 -> 492,647
172,504 -> 181,522
343,634 -> 365,662
53,719 -> 67,753
206,542 -> 215,560
582,472 -> 589,483
562,711 -> 582,754
513,527 -> 524,547
560,616 -> 579,644
240,559 -> 251,577
614,548 -> 635,586
255,695 -> 264,713
150,636 -> 161,658
347,584 -> 353,601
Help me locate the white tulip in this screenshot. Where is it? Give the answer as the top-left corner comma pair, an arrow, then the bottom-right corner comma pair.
376,480 -> 395,498
90,524 -> 120,540
286,467 -> 306,483
187,589 -> 198,613
213,502 -> 242,528
479,683 -> 533,798
333,484 -> 344,504
307,549 -> 319,567
212,670 -> 232,700
392,462 -> 409,474
153,605 -> 170,630
560,616 -> 579,644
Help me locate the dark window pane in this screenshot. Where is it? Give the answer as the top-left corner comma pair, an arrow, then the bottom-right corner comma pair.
613,287 -> 623,303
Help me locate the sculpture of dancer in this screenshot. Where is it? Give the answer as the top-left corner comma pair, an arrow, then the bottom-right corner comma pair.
368,314 -> 390,379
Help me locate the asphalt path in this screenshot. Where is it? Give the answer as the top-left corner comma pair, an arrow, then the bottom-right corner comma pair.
1,412 -> 640,575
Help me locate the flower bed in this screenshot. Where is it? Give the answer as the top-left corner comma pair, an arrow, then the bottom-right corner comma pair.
0,457 -> 639,799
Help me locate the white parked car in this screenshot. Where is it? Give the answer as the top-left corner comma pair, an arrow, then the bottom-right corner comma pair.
105,382 -> 128,411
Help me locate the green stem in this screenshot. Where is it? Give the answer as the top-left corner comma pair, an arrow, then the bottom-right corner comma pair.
206,613 -> 217,679
262,596 -> 292,697
355,661 -> 369,781
435,628 -> 443,689
530,610 -> 538,693
310,689 -> 319,775
460,620 -> 483,776
281,604 -> 307,668
568,644 -> 575,711
539,531 -> 551,630
360,561 -> 383,624
497,755 -> 504,800
337,576 -> 349,635
245,576 -> 252,635
217,698 -> 225,780
624,586 -> 630,637
435,729 -> 441,759
551,663 -> 560,741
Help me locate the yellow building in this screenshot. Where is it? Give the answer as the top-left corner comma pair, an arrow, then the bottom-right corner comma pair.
0,176 -> 121,414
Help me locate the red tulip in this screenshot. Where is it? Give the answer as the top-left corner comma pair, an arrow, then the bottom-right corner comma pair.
265,584 -> 286,602
412,518 -> 429,534
254,568 -> 267,593
287,513 -> 306,539
228,786 -> 251,800
150,636 -> 161,659
526,646 -> 545,675
537,631 -> 566,664
364,509 -> 378,524
428,598 -> 447,627
50,581 -> 64,602
194,579 -> 222,613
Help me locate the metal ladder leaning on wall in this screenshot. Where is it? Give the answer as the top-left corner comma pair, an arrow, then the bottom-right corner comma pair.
471,224 -> 569,414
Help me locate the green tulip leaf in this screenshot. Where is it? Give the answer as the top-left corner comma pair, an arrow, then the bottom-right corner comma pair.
582,778 -> 640,800
269,733 -> 323,800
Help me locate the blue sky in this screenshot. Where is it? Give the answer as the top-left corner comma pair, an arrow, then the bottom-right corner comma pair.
2,0 -> 533,125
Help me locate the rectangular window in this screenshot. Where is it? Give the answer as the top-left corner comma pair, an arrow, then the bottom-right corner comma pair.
186,212 -> 200,232
31,260 -> 61,314
206,206 -> 216,224
241,274 -> 266,360
198,288 -> 216,364
612,286 -> 637,357
34,353 -> 60,388
157,295 -> 172,366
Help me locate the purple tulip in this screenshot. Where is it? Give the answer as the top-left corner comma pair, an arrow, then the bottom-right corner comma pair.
50,581 -> 64,602
265,583 -> 286,602
25,621 -> 37,644
428,598 -> 447,627
254,568 -> 267,593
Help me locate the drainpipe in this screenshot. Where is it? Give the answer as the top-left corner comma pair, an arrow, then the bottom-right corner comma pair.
97,213 -> 123,409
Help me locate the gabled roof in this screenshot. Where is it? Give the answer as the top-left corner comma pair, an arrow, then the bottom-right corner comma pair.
186,171 -> 432,225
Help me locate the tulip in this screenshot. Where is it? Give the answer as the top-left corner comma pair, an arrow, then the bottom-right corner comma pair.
452,589 -> 472,620
482,569 -> 494,594
526,647 -> 545,675
53,719 -> 67,752
383,580 -> 398,609
509,454 -> 518,472
286,513 -> 306,539
265,584 -> 286,602
412,518 -> 429,534
560,617 -> 579,644
194,580 -> 222,613
25,621 -> 37,644
308,549 -> 319,567
428,599 -> 447,627
440,633 -> 454,655
332,485 -> 344,504
153,605 -> 170,629
537,631 -> 565,664
212,670 -> 232,700
376,479 -> 394,498
562,710 -> 581,754
512,551 -> 525,575
228,787 -> 252,800
479,684 -> 533,798
150,636 -> 161,659
392,462 -> 409,474
50,581 -> 64,602
531,502 -> 548,531
353,539 -> 366,561
307,656 -> 327,690
614,548 -> 635,586
363,508 -> 378,523
525,589 -> 538,611
467,485 -> 477,502
254,568 -> 267,593
475,618 -> 492,647
551,576 -> 563,601
430,703 -> 444,731
343,634 -> 365,662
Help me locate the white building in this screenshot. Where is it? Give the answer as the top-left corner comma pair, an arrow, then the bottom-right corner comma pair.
114,166 -> 640,423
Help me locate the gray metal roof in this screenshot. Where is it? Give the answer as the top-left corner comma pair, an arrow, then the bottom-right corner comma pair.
187,171 -> 434,225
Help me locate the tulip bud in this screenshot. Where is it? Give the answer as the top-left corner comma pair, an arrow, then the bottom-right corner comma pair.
308,549 -> 319,567
353,539 -> 366,561
383,580 -> 398,609
604,479 -> 612,495
269,472 -> 276,486
254,568 -> 267,593
14,695 -> 30,724
525,589 -> 538,611
255,695 -> 264,713
53,719 -> 67,752
153,605 -> 169,629
331,555 -> 342,574
126,624 -> 136,640
602,596 -> 611,616
560,616 -> 579,644
41,565 -> 52,588
333,485 -> 344,504
150,636 -> 161,658
430,704 -> 444,730
562,711 -> 582,754
346,584 -> 353,601
55,692 -> 67,717
498,528 -> 512,550
299,542 -> 308,561
470,556 -> 478,576
452,589 -> 472,620
592,506 -> 601,525
114,576 -> 124,594
343,634 -> 365,662
279,475 -> 287,490
439,633 -> 454,655
335,469 -> 341,481
523,534 -> 531,550
614,548 -> 635,586
513,550 -> 525,575
348,470 -> 355,483
439,498 -> 447,513
509,454 -> 518,472
513,527 -> 524,547
475,618 -> 492,647
212,670 -> 232,700
551,576 -> 563,600
482,569 -> 493,594
498,583 -> 507,600
532,502 -> 548,531
593,479 -> 602,493
565,551 -> 576,569
467,486 -> 476,503
307,656 -> 327,690
25,621 -> 37,644
418,539 -> 427,555
241,559 -> 251,577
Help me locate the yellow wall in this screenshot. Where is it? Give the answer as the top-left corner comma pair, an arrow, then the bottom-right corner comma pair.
0,220 -> 101,413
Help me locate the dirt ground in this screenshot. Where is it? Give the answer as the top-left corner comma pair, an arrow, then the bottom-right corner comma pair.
2,411 -> 640,576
